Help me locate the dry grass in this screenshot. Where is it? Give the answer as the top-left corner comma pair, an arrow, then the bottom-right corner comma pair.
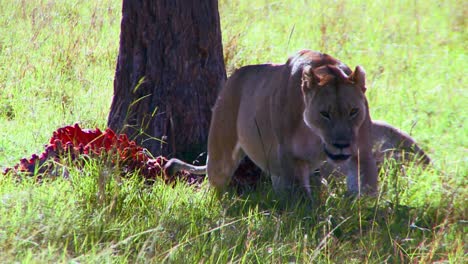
0,0 -> 465,262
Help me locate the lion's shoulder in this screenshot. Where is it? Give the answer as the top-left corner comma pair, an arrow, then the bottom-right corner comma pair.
229,63 -> 287,83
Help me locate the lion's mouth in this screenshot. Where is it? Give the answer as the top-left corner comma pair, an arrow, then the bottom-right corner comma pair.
323,147 -> 351,161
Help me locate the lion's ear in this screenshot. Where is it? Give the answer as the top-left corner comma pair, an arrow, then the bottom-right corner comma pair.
302,65 -> 321,93
349,66 -> 366,93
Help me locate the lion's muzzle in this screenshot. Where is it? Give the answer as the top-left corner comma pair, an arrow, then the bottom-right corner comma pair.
323,142 -> 352,162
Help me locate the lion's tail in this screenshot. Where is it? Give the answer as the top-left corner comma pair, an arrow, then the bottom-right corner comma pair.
164,158 -> 207,176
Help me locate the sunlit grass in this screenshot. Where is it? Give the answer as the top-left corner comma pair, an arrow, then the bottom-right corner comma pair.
0,0 -> 465,262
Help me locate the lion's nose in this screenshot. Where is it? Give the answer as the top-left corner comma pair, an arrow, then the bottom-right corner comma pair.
332,142 -> 350,149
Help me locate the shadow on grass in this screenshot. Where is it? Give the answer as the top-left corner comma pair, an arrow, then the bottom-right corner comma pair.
216,167 -> 460,262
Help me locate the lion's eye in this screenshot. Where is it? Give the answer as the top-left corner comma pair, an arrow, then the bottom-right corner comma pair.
349,108 -> 359,118
320,111 -> 331,120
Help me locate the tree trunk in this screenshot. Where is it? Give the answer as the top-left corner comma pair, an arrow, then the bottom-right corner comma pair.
108,0 -> 226,160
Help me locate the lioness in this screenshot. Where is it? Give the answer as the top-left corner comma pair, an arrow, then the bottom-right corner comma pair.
166,120 -> 431,184
319,120 -> 431,179
167,50 -> 428,197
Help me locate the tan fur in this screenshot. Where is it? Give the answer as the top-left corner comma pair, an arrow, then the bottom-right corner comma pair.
206,50 -> 379,196
165,120 -> 430,184
171,50 -> 386,197
166,50 -> 431,198
320,120 -> 431,178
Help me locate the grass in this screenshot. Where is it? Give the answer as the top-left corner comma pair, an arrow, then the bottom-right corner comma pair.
0,0 -> 466,262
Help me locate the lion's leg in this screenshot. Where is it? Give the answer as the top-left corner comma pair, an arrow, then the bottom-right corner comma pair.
359,152 -> 378,194
276,152 -> 314,199
346,152 -> 378,195
206,79 -> 245,192
207,94 -> 244,191
271,174 -> 294,193
345,159 -> 359,194
207,142 -> 245,191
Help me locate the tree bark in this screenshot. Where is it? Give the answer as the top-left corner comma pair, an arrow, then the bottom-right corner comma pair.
108,0 -> 226,160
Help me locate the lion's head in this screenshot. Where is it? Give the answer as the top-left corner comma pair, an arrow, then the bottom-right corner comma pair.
301,64 -> 369,163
